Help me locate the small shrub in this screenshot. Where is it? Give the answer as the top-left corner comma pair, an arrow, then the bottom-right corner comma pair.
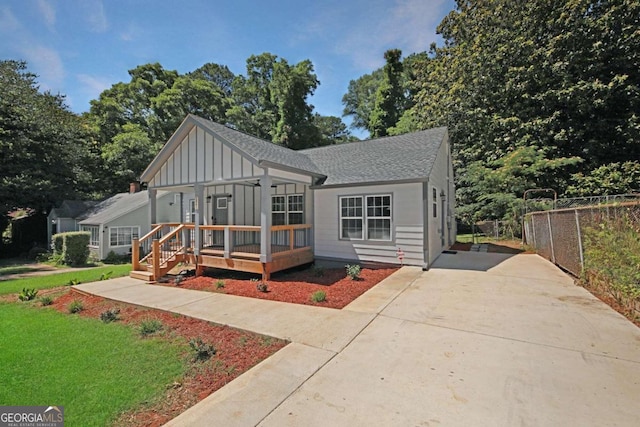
103,250 -> 129,264
61,232 -> 91,266
311,264 -> 325,277
310,290 -> 326,303
256,282 -> 268,293
68,300 -> 84,314
139,318 -> 163,336
345,264 -> 361,280
18,288 -> 38,301
68,278 -> 81,286
189,337 -> 217,361
100,308 -> 120,323
216,279 -> 225,289
40,295 -> 53,306
99,271 -> 113,281
250,278 -> 259,283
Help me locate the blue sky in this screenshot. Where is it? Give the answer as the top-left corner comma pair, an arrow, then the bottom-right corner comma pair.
1,0 -> 455,132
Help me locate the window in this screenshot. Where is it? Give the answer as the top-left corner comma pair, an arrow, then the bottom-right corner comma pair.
81,225 -> 99,247
432,188 -> 437,218
109,226 -> 139,247
366,195 -> 392,240
216,197 -> 227,209
272,194 -> 304,225
340,194 -> 392,241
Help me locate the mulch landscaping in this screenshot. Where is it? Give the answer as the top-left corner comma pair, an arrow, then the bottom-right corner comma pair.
40,289 -> 287,427
159,264 -> 400,309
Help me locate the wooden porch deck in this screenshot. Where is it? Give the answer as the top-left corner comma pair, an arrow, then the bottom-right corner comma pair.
130,223 -> 313,282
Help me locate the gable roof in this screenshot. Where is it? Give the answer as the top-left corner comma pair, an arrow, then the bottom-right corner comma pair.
50,200 -> 96,219
302,127 -> 448,186
140,115 -> 324,183
77,190 -> 168,225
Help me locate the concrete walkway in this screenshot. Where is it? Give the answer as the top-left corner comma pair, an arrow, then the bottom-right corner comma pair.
75,253 -> 640,426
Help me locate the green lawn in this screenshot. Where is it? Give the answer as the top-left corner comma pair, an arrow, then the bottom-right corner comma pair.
0,302 -> 186,426
0,264 -> 131,295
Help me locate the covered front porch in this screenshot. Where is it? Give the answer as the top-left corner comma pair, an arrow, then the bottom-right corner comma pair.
129,115 -> 325,282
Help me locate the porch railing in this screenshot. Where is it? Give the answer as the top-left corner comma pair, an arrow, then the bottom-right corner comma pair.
271,224 -> 312,255
132,223 -> 184,274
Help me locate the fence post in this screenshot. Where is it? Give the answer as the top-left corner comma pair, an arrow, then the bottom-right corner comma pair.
132,238 -> 140,271
547,212 -> 555,263
152,239 -> 160,280
575,209 -> 584,273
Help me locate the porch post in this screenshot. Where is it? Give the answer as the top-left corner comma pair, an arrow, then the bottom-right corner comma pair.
260,170 -> 272,264
194,184 -> 204,256
148,188 -> 157,226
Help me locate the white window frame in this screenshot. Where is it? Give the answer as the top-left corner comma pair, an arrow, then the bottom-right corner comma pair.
109,226 -> 140,248
81,225 -> 99,247
271,194 -> 304,225
216,197 -> 228,209
339,194 -> 393,242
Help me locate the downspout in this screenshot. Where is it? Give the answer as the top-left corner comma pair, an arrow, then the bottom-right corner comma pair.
422,180 -> 430,270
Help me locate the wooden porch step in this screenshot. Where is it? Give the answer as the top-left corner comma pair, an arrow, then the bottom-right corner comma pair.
129,270 -> 155,282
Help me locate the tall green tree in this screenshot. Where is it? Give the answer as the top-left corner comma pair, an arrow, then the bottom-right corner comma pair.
401,0 -> 640,219
0,60 -> 98,235
369,49 -> 406,137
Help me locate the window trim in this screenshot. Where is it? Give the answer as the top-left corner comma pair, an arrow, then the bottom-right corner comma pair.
109,226 -> 140,248
271,194 -> 304,226
81,225 -> 99,247
339,193 -> 393,242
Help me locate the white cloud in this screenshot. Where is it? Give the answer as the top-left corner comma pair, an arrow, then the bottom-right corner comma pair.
82,0 -> 108,33
36,0 -> 56,32
22,45 -> 65,89
77,73 -> 111,96
0,6 -> 21,33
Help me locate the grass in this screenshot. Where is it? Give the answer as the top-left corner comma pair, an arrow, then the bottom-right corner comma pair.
456,233 -> 493,244
0,302 -> 185,427
0,264 -> 131,296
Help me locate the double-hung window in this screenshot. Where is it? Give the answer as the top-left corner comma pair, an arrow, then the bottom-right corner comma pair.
109,226 -> 139,247
81,225 -> 99,247
272,194 -> 304,225
340,194 -> 392,241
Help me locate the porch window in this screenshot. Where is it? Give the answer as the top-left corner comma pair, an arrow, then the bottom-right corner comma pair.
272,194 -> 304,225
81,225 -> 99,247
109,226 -> 139,247
340,194 -> 392,241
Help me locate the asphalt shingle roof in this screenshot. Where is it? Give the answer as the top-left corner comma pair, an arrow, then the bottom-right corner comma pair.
301,127 -> 447,186
78,191 -> 168,225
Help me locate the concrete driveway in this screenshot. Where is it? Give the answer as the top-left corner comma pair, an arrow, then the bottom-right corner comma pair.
256,252 -> 640,426
78,252 -> 640,426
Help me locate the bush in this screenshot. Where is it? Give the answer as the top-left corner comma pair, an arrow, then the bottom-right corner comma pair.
103,250 -> 129,264
52,232 -> 90,266
100,308 -> 120,323
67,278 -> 81,286
256,282 -> 268,293
310,290 -> 326,303
99,271 -> 113,281
345,264 -> 361,280
40,295 -> 53,306
68,300 -> 84,314
311,265 -> 325,277
216,280 -> 225,289
18,288 -> 38,301
139,319 -> 163,336
189,337 -> 217,361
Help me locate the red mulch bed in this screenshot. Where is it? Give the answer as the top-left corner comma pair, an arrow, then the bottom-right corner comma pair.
43,289 -> 287,426
160,265 -> 399,309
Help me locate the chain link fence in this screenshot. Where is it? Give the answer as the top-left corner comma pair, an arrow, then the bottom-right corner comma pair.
524,201 -> 640,317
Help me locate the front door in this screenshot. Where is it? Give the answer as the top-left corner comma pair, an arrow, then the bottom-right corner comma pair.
212,196 -> 228,246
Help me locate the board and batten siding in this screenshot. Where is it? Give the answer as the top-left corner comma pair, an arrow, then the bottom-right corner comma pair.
147,127 -> 263,188
313,182 -> 424,266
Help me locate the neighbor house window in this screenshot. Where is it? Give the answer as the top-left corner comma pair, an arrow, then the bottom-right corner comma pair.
340,195 -> 392,241
272,194 -> 304,225
432,187 -> 438,218
81,225 -> 99,247
109,226 -> 139,247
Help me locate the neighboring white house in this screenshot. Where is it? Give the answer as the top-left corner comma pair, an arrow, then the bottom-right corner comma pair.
77,189 -> 179,260
47,200 -> 96,245
132,115 -> 455,280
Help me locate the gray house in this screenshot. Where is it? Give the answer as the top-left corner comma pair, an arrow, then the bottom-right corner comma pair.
131,115 -> 456,281
47,200 -> 96,245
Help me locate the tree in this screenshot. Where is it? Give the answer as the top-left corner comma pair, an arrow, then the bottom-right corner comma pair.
398,0 -> 640,219
369,49 -> 406,137
0,60 -> 98,243
313,114 -> 355,145
342,69 -> 384,133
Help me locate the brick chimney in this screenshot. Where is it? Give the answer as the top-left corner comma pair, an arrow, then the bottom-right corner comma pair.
129,182 -> 141,194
